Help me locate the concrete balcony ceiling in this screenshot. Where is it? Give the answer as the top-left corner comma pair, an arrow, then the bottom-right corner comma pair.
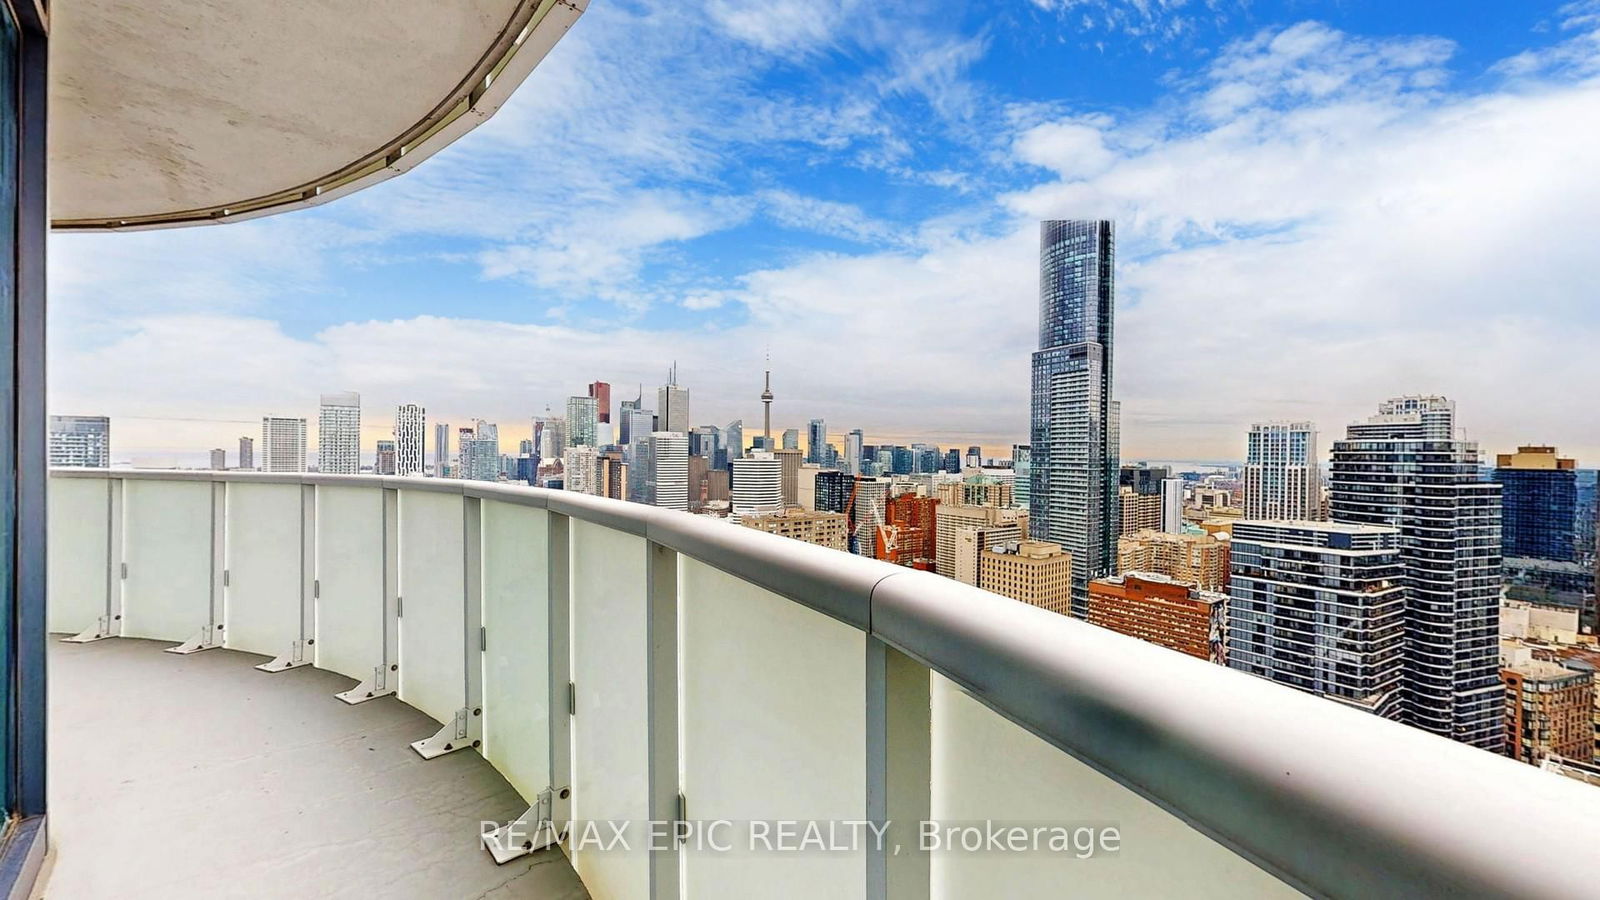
47,0 -> 584,231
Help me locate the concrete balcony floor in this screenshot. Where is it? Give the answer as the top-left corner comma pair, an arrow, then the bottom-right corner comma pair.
44,638 -> 587,899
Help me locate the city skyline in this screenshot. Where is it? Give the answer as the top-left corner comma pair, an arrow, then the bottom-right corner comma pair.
42,2 -> 1600,463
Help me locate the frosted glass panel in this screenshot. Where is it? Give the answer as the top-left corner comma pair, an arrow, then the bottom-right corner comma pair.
397,489 -> 466,725
481,501 -> 550,801
314,485 -> 385,682
680,557 -> 867,899
570,519 -> 650,900
930,674 -> 1299,899
47,477 -> 110,634
223,482 -> 303,657
122,479 -> 212,642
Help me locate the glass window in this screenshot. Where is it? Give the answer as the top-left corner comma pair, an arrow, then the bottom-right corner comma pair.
0,0 -> 19,815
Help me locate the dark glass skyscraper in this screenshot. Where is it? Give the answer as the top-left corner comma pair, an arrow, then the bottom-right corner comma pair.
1492,446 -> 1577,562
1030,220 -> 1119,616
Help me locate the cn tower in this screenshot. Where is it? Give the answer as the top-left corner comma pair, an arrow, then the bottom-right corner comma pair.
761,365 -> 774,443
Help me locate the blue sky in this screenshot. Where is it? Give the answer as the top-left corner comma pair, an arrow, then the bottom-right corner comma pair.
48,0 -> 1600,463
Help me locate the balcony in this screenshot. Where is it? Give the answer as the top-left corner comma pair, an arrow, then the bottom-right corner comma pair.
43,469 -> 1600,898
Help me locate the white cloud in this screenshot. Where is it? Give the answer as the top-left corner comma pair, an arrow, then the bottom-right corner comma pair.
46,12 -> 1600,468
706,0 -> 863,55
757,189 -> 898,245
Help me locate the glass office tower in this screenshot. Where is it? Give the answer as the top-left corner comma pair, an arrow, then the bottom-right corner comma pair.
1029,220 -> 1119,616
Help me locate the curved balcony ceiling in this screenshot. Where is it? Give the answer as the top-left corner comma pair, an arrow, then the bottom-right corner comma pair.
48,0 -> 583,230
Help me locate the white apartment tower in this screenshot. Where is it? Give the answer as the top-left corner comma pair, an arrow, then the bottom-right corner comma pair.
562,445 -> 601,495
317,391 -> 361,474
1160,477 -> 1185,534
648,431 -> 689,511
395,403 -> 426,477
261,417 -> 308,473
851,477 -> 890,556
730,452 -> 783,523
1245,421 -> 1322,520
47,415 -> 110,468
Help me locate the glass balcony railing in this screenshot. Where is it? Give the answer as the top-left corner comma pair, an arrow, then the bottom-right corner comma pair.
45,469 -> 1600,899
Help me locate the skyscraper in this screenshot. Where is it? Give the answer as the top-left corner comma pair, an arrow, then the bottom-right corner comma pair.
1011,444 -> 1031,511
238,436 -> 254,471
1160,477 -> 1185,534
726,419 -> 744,461
1244,421 -> 1322,520
566,395 -> 598,447
317,391 -> 361,475
375,440 -> 397,475
434,422 -> 451,476
599,450 -> 626,500
814,470 -> 853,514
1229,520 -> 1407,718
1330,395 -> 1502,750
851,477 -> 889,556
534,414 -> 566,460
1492,445 -> 1577,562
782,428 -> 799,451
563,445 -> 601,495
774,447 -> 802,507
1030,219 -> 1119,617
395,403 -> 426,477
47,415 -> 110,468
588,381 -> 611,424
1119,463 -> 1170,496
845,429 -> 863,476
807,419 -> 826,465
619,386 -> 643,444
648,431 -> 689,511
658,366 -> 689,434
261,416 -> 307,473
731,452 -> 783,523
209,448 -> 226,470
625,408 -> 655,449
457,420 -> 501,482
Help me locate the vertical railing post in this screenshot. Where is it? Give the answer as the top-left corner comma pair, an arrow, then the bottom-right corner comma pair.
463,496 -> 484,741
549,512 -> 573,831
108,476 -> 125,635
866,637 -> 931,900
647,540 -> 681,900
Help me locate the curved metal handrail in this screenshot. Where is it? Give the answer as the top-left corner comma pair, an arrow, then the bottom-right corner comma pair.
47,468 -> 1600,898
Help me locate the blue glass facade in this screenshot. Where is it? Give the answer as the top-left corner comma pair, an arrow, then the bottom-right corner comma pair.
1029,220 -> 1119,616
1492,466 -> 1577,562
